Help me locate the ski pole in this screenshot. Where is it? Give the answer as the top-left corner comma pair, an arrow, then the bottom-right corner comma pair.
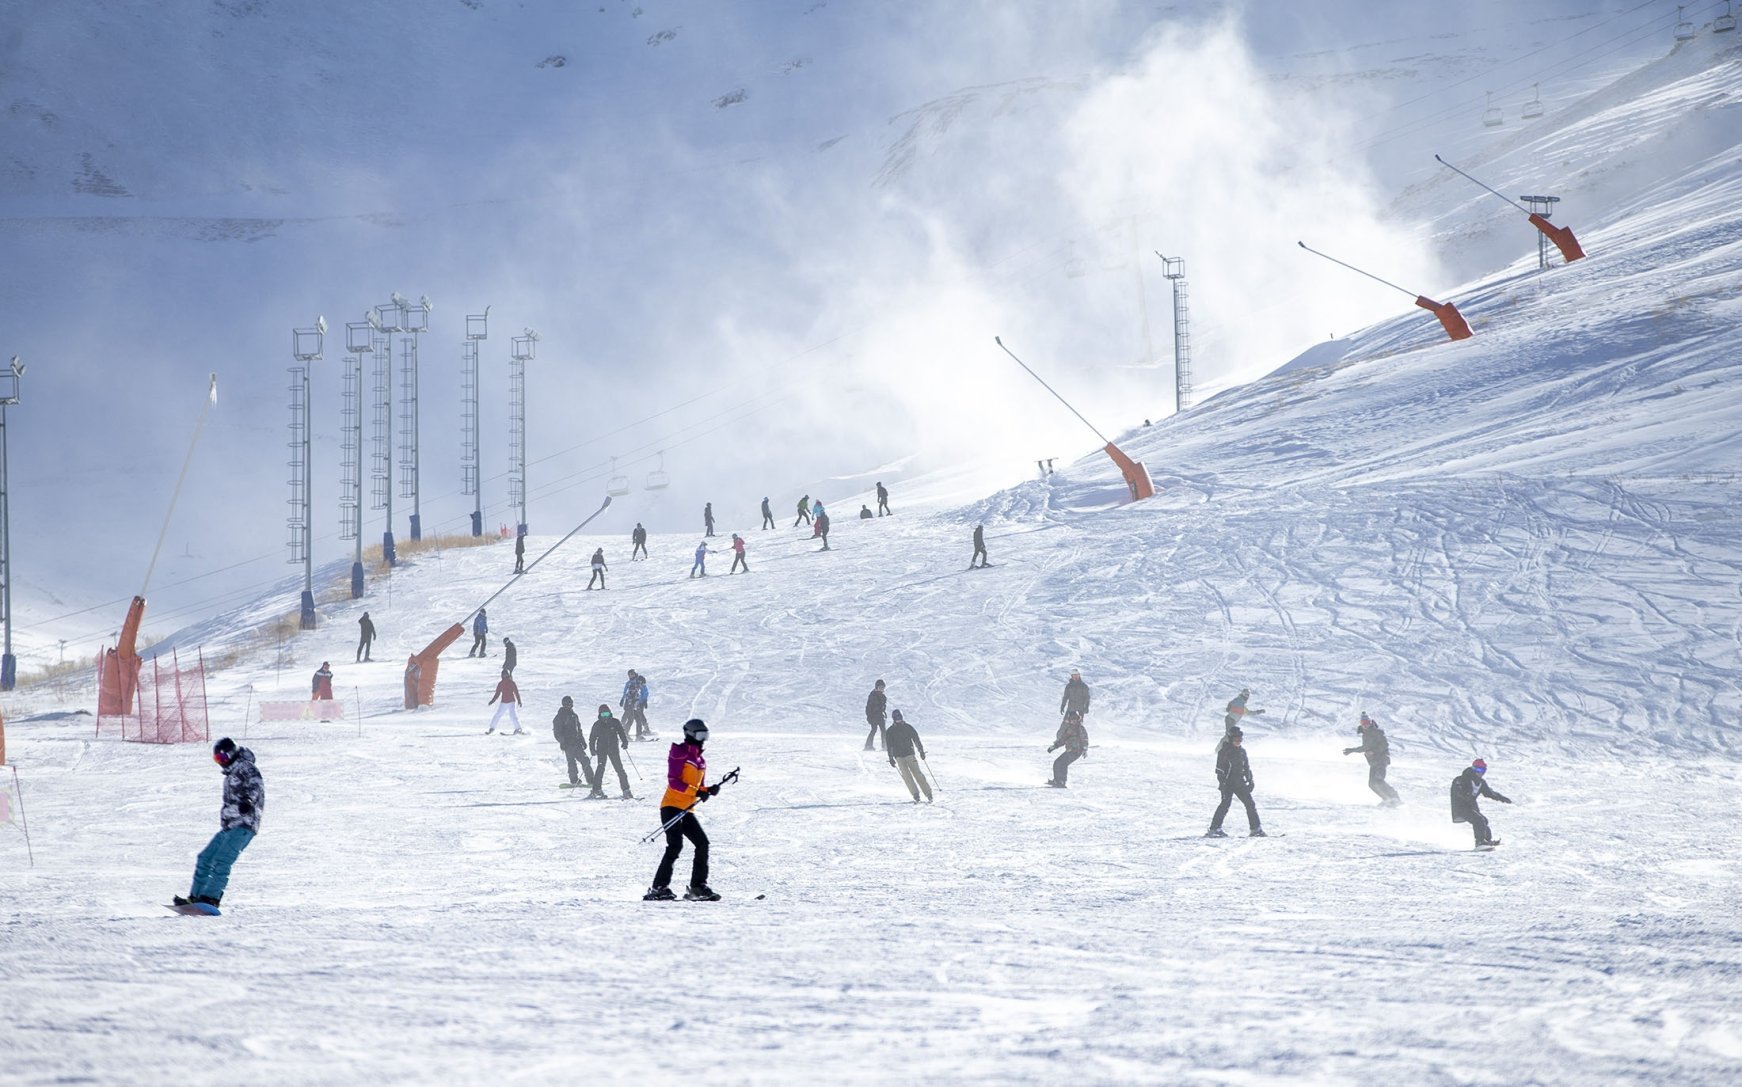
638,768 -> 740,843
921,755 -> 940,793
624,746 -> 643,782
11,765 -> 33,867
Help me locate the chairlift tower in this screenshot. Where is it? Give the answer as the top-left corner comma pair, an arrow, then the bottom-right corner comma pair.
343,319 -> 373,597
396,293 -> 431,541
462,307 -> 490,537
0,356 -> 24,690
369,298 -> 404,566
1520,194 -> 1561,271
290,317 -> 326,629
1157,252 -> 1193,413
509,329 -> 538,534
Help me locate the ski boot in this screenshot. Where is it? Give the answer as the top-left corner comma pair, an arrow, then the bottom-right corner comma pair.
1204,828 -> 1228,838
1249,828 -> 1267,838
643,885 -> 677,901
684,884 -> 721,902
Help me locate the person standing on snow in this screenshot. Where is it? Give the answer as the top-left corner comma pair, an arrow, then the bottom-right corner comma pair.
703,502 -> 716,537
729,533 -> 749,574
1344,711 -> 1400,806
1218,689 -> 1263,753
969,523 -> 989,568
1059,670 -> 1090,721
514,528 -> 526,574
646,718 -> 732,902
690,541 -> 711,578
356,611 -> 376,663
173,737 -> 264,912
502,636 -> 518,677
467,608 -> 488,658
1450,758 -> 1511,848
761,497 -> 775,530
588,704 -> 633,799
1206,726 -> 1265,837
876,481 -> 891,516
885,709 -> 932,802
1046,709 -> 1089,787
813,508 -> 832,550
311,662 -> 334,701
795,495 -> 812,527
486,668 -> 524,735
622,669 -> 653,741
631,523 -> 649,561
864,679 -> 888,752
811,498 -> 826,521
588,547 -> 608,589
552,696 -> 596,789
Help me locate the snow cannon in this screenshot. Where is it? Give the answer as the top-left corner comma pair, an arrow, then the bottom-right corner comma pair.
1435,154 -> 1585,264
1297,242 -> 1474,343
97,595 -> 147,716
405,623 -> 466,709
994,337 -> 1156,503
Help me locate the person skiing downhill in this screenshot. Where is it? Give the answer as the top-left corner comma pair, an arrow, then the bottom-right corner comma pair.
1219,688 -> 1263,753
622,669 -> 653,740
761,497 -> 775,530
729,533 -> 749,574
795,495 -> 812,527
588,547 -> 608,589
631,523 -> 649,561
514,528 -> 526,574
864,679 -> 888,752
1046,709 -> 1089,787
703,502 -> 716,537
1344,712 -> 1400,806
646,718 -> 731,902
969,523 -> 989,568
589,704 -> 633,799
876,480 -> 891,516
172,737 -> 263,912
1206,726 -> 1265,837
690,541 -> 711,578
467,608 -> 488,658
552,696 -> 596,789
486,669 -> 524,735
356,611 -> 376,663
885,709 -> 932,802
1451,758 -> 1512,848
1059,670 -> 1090,721
311,662 -> 334,701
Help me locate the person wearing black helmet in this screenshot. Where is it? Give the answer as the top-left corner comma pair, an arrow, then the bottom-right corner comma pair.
588,704 -> 632,799
172,737 -> 265,912
1206,726 -> 1264,837
647,718 -> 730,901
552,696 -> 594,789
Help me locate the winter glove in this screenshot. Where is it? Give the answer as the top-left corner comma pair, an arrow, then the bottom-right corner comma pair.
696,789 -> 711,802
1343,747 -> 1357,755
1498,795 -> 1513,804
705,784 -> 722,797
888,759 -> 897,768
1047,744 -> 1057,753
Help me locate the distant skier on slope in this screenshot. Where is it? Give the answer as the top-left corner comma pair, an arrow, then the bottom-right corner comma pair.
812,509 -> 832,550
514,528 -> 526,574
1450,758 -> 1511,848
588,547 -> 608,589
1046,708 -> 1089,788
690,541 -> 711,578
704,502 -> 716,537
172,737 -> 263,913
859,504 -> 873,520
761,497 -> 775,530
876,480 -> 891,516
1059,670 -> 1090,721
1343,712 -> 1400,806
589,704 -> 633,799
467,608 -> 488,658
311,662 -> 334,701
631,523 -> 649,561
486,668 -> 524,735
1206,726 -> 1265,837
1219,688 -> 1263,753
356,611 -> 376,663
553,696 -> 597,790
646,718 -> 731,902
864,679 -> 888,752
886,709 -> 932,802
622,669 -> 653,741
795,495 -> 812,527
969,523 -> 989,568
729,533 -> 749,573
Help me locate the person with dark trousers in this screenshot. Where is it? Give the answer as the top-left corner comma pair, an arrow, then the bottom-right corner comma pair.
502,637 -> 517,677
622,669 -> 652,740
646,718 -> 725,901
1206,726 -> 1264,837
859,505 -> 873,519
588,547 -> 608,589
552,696 -> 597,789
795,495 -> 812,527
589,704 -> 633,799
1059,670 -> 1090,721
311,662 -> 334,701
356,611 -> 376,662
1451,758 -> 1511,848
864,679 -> 888,752
970,523 -> 989,568
813,509 -> 832,550
1344,712 -> 1400,806
1224,688 -> 1263,734
467,608 -> 488,657
885,709 -> 932,802
631,523 -> 649,561
173,737 -> 263,911
1046,709 -> 1088,787
703,503 -> 716,537
876,481 -> 891,516
729,534 -> 749,573
514,529 -> 526,574
761,497 -> 775,530
690,541 -> 711,578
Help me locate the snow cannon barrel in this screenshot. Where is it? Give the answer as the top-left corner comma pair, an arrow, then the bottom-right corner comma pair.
1102,442 -> 1156,501
1413,296 -> 1473,341
97,595 -> 147,716
1528,214 -> 1585,263
405,623 -> 466,709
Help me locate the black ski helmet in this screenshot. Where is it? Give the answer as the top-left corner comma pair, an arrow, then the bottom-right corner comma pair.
212,737 -> 238,766
683,718 -> 709,743
561,696 -> 573,706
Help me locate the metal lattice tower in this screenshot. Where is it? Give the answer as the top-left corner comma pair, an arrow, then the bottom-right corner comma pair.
370,298 -> 405,566
396,294 -> 430,540
462,307 -> 490,537
0,357 -> 23,690
509,329 -> 538,533
290,318 -> 325,629
1159,253 -> 1194,413
343,320 -> 373,596
1520,194 -> 1561,271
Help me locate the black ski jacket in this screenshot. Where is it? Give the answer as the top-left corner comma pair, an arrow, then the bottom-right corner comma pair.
589,714 -> 628,755
358,615 -> 375,643
220,747 -> 265,833
1347,725 -> 1390,767
1216,744 -> 1254,793
865,689 -> 887,724
1450,769 -> 1509,822
1049,718 -> 1088,755
502,640 -> 517,674
632,526 -> 647,545
1060,678 -> 1090,716
553,707 -> 582,750
885,722 -> 925,760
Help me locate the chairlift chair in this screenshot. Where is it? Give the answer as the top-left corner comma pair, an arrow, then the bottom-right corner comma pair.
607,457 -> 630,497
1716,2 -> 1736,32
1522,83 -> 1544,120
645,451 -> 670,491
1482,91 -> 1504,128
1674,5 -> 1696,40
1065,258 -> 1088,279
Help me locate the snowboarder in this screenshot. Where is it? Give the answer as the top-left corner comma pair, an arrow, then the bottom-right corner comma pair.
311,662 -> 334,701
1450,758 -> 1511,848
1046,709 -> 1089,787
552,696 -> 596,789
502,636 -> 518,677
761,497 -> 775,530
885,709 -> 932,802
588,547 -> 608,589
876,480 -> 890,516
631,523 -> 649,561
486,668 -> 524,735
646,718 -> 726,901
795,495 -> 812,527
969,523 -> 989,568
729,533 -> 748,574
356,611 -> 376,663
690,541 -> 711,578
589,704 -> 633,799
813,508 -> 832,550
1206,726 -> 1264,837
1218,689 -> 1263,753
864,679 -> 888,752
703,502 -> 716,537
514,528 -> 526,574
1059,670 -> 1090,721
1343,712 -> 1400,806
172,737 -> 263,912
859,504 -> 873,519
467,608 -> 488,658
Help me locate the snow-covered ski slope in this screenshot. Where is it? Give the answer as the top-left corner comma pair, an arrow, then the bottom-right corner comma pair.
6,26 -> 1742,1087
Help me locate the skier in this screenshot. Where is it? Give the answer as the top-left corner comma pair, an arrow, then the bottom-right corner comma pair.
589,704 -> 633,799
588,547 -> 608,589
811,498 -> 826,521
172,737 -> 263,912
467,608 -> 488,658
311,662 -> 334,701
876,480 -> 890,516
864,679 -> 888,752
761,497 -> 775,530
795,494 -> 812,527
859,505 -> 873,520
703,502 -> 716,537
646,718 -> 727,902
631,523 -> 649,561
1046,708 -> 1089,787
1343,712 -> 1400,806
502,636 -> 518,677
552,696 -> 596,790
622,669 -> 653,741
485,668 -> 524,735
729,533 -> 749,574
1450,758 -> 1512,848
813,508 -> 832,550
885,709 -> 932,802
514,528 -> 526,574
690,541 -> 711,578
356,611 -> 375,663
1059,670 -> 1090,721
1206,726 -> 1264,837
969,523 -> 989,568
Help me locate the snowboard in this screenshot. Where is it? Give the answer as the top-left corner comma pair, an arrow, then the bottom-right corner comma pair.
1475,840 -> 1503,851
166,902 -> 221,917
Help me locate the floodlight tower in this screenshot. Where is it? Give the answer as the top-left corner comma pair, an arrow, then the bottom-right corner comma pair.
369,297 -> 405,566
397,293 -> 431,541
290,317 -> 326,630
509,328 -> 538,534
343,319 -> 373,597
462,307 -> 490,537
1520,195 -> 1561,271
0,356 -> 24,690
1156,252 -> 1194,413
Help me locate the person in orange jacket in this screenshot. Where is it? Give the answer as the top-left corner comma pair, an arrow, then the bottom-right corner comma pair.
485,669 -> 524,735
645,718 -> 736,901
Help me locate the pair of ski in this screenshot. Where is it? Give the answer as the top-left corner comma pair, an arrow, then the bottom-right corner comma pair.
559,784 -> 638,800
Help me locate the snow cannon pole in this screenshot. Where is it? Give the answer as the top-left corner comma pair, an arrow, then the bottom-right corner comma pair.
461,494 -> 613,627
993,338 -> 1154,501
142,374 -> 219,596
1296,242 -> 1473,342
1434,154 -> 1585,263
